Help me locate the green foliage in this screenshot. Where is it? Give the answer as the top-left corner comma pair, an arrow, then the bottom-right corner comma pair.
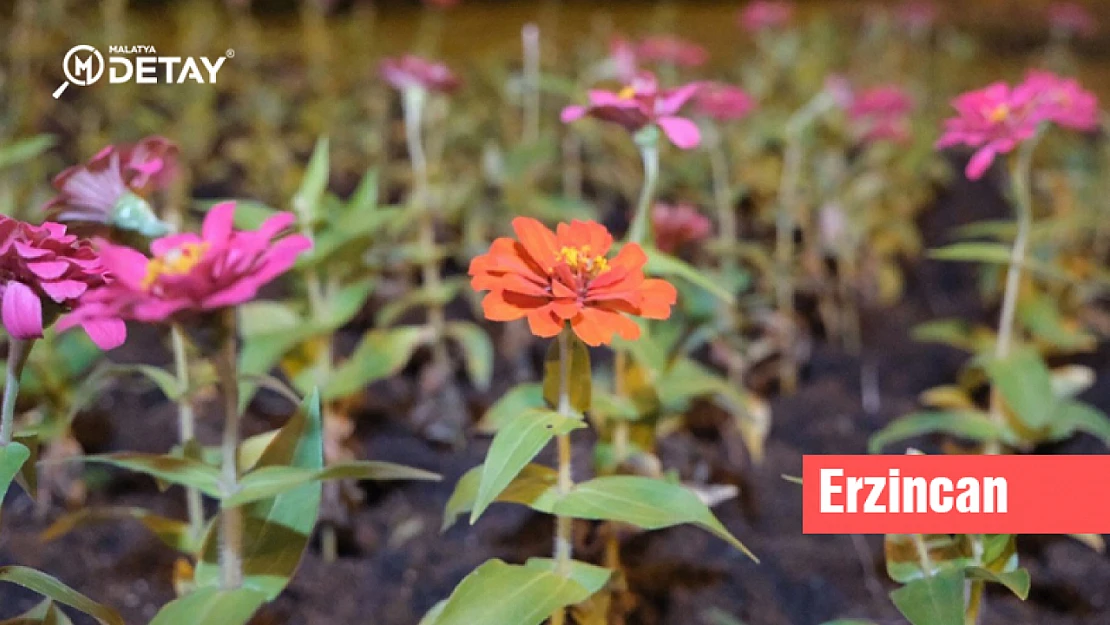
889,567 -> 964,625
149,587 -> 268,625
322,326 -> 429,399
444,321 -> 494,391
476,383 -> 545,433
442,463 -> 558,531
0,567 -> 123,625
0,442 -> 31,513
41,507 -> 199,554
868,412 -> 1004,454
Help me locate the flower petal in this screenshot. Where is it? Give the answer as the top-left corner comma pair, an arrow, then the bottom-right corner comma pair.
80,317 -> 127,350
2,281 -> 44,339
657,116 -> 702,149
202,201 -> 237,243
512,217 -> 559,270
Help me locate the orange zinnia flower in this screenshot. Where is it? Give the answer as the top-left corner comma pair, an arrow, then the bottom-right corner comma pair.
469,217 -> 677,346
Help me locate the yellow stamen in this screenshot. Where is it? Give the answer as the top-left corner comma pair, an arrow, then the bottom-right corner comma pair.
988,104 -> 1009,123
142,242 -> 209,289
618,86 -> 636,100
556,245 -> 610,278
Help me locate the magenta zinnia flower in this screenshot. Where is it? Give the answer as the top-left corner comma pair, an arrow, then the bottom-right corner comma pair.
561,72 -> 702,149
936,82 -> 1041,180
44,136 -> 176,237
694,83 -> 756,122
1047,2 -> 1096,38
1019,70 -> 1099,131
57,202 -> 311,327
738,1 -> 794,33
635,35 -> 709,68
0,216 -> 125,349
848,86 -> 914,144
380,55 -> 460,94
651,203 -> 712,254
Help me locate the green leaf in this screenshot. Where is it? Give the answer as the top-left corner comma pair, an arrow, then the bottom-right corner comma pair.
293,136 -> 330,224
476,383 -> 545,434
1018,294 -> 1095,352
376,282 -> 462,328
428,559 -> 597,625
197,200 -> 278,230
885,534 -> 973,583
41,507 -> 198,553
911,319 -> 993,354
79,453 -> 222,498
470,409 -> 584,524
323,326 -> 428,400
102,364 -> 182,401
552,476 -> 757,562
225,461 -> 439,508
149,587 -> 268,625
1046,401 -> 1110,447
238,301 -> 301,337
346,168 -> 380,213
442,464 -> 558,531
868,411 -> 1003,454
195,391 -> 324,598
0,135 -> 56,169
0,442 -> 31,509
523,558 -> 612,595
981,349 -> 1056,430
643,247 -> 735,305
445,321 -> 494,391
0,599 -> 74,625
543,335 -> 591,414
965,566 -> 1030,600
0,566 -> 123,625
888,568 -> 964,625
928,242 -> 1014,265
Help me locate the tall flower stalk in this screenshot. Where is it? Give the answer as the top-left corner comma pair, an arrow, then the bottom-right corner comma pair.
550,329 -> 575,625
170,324 -> 204,540
215,310 -> 244,589
0,339 -> 33,447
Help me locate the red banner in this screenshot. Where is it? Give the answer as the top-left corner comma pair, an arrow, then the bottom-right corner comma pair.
802,455 -> 1110,534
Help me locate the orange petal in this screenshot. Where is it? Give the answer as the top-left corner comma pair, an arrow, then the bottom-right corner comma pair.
482,290 -> 529,321
512,217 -> 559,271
571,306 -> 641,346
551,299 -> 580,320
636,279 -> 677,319
557,220 -> 613,255
527,308 -> 564,338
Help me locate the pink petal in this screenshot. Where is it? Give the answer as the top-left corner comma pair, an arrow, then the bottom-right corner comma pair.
14,241 -> 50,259
561,105 -> 588,124
657,116 -> 702,149
202,201 -> 237,244
657,83 -> 701,115
966,146 -> 997,180
150,233 -> 202,257
2,281 -> 44,339
80,317 -> 127,350
40,280 -> 88,303
98,244 -> 151,289
256,212 -> 297,239
27,260 -> 70,280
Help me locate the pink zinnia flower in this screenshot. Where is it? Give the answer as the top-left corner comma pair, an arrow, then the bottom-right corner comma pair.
560,72 -> 702,149
44,136 -> 176,237
848,86 -> 914,144
0,216 -> 125,349
651,203 -> 712,254
1047,2 -> 1097,38
635,35 -> 709,68
897,1 -> 938,32
380,55 -> 460,94
694,82 -> 756,122
936,82 -> 1041,180
738,1 -> 794,33
608,37 -> 640,83
1019,70 -> 1099,131
58,202 -> 311,327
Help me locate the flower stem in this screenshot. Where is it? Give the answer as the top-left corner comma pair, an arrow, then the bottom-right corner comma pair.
215,310 -> 244,590
706,126 -> 738,275
985,130 -> 1042,455
522,23 -> 541,145
404,88 -> 451,371
550,329 -> 575,625
171,324 -> 205,542
627,131 -> 660,246
0,338 -> 33,447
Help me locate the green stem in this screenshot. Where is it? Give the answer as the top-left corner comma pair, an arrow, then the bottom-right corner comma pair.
170,324 -> 205,541
215,311 -> 243,590
627,130 -> 660,246
706,126 -> 737,275
522,23 -> 541,145
0,338 -> 33,447
550,330 -> 575,625
985,130 -> 1042,455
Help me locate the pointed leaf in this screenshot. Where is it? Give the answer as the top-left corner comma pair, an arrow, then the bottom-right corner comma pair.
225,461 -> 439,508
1046,401 -> 1110,447
0,599 -> 74,625
293,136 -> 330,224
323,326 -> 428,399
888,568 -> 964,625
149,587 -> 267,625
476,383 -> 545,434
79,453 -> 223,498
13,434 -> 39,496
552,476 -> 757,562
470,409 -> 584,524
429,559 -> 597,625
982,349 -> 1056,430
0,442 -> 31,510
868,411 -> 1003,453
965,566 -> 1030,600
41,507 -> 197,553
523,558 -> 612,594
442,464 -> 558,531
643,247 -> 735,305
0,567 -> 123,625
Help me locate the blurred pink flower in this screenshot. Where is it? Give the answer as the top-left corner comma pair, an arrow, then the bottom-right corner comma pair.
1047,2 -> 1097,37
1019,70 -> 1099,131
0,216 -> 125,349
380,55 -> 460,93
561,72 -> 702,149
897,1 -> 938,32
738,1 -> 794,33
44,136 -> 176,237
58,202 -> 311,326
694,82 -> 756,122
848,86 -> 914,144
652,203 -> 712,254
936,82 -> 1040,179
608,37 -> 640,82
635,35 -> 709,68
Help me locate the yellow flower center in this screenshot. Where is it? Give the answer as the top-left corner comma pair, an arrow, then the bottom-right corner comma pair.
142,242 -> 209,289
556,245 -> 610,278
988,103 -> 1010,123
618,86 -> 636,100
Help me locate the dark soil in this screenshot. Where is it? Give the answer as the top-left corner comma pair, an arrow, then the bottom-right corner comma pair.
2,166 -> 1110,625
